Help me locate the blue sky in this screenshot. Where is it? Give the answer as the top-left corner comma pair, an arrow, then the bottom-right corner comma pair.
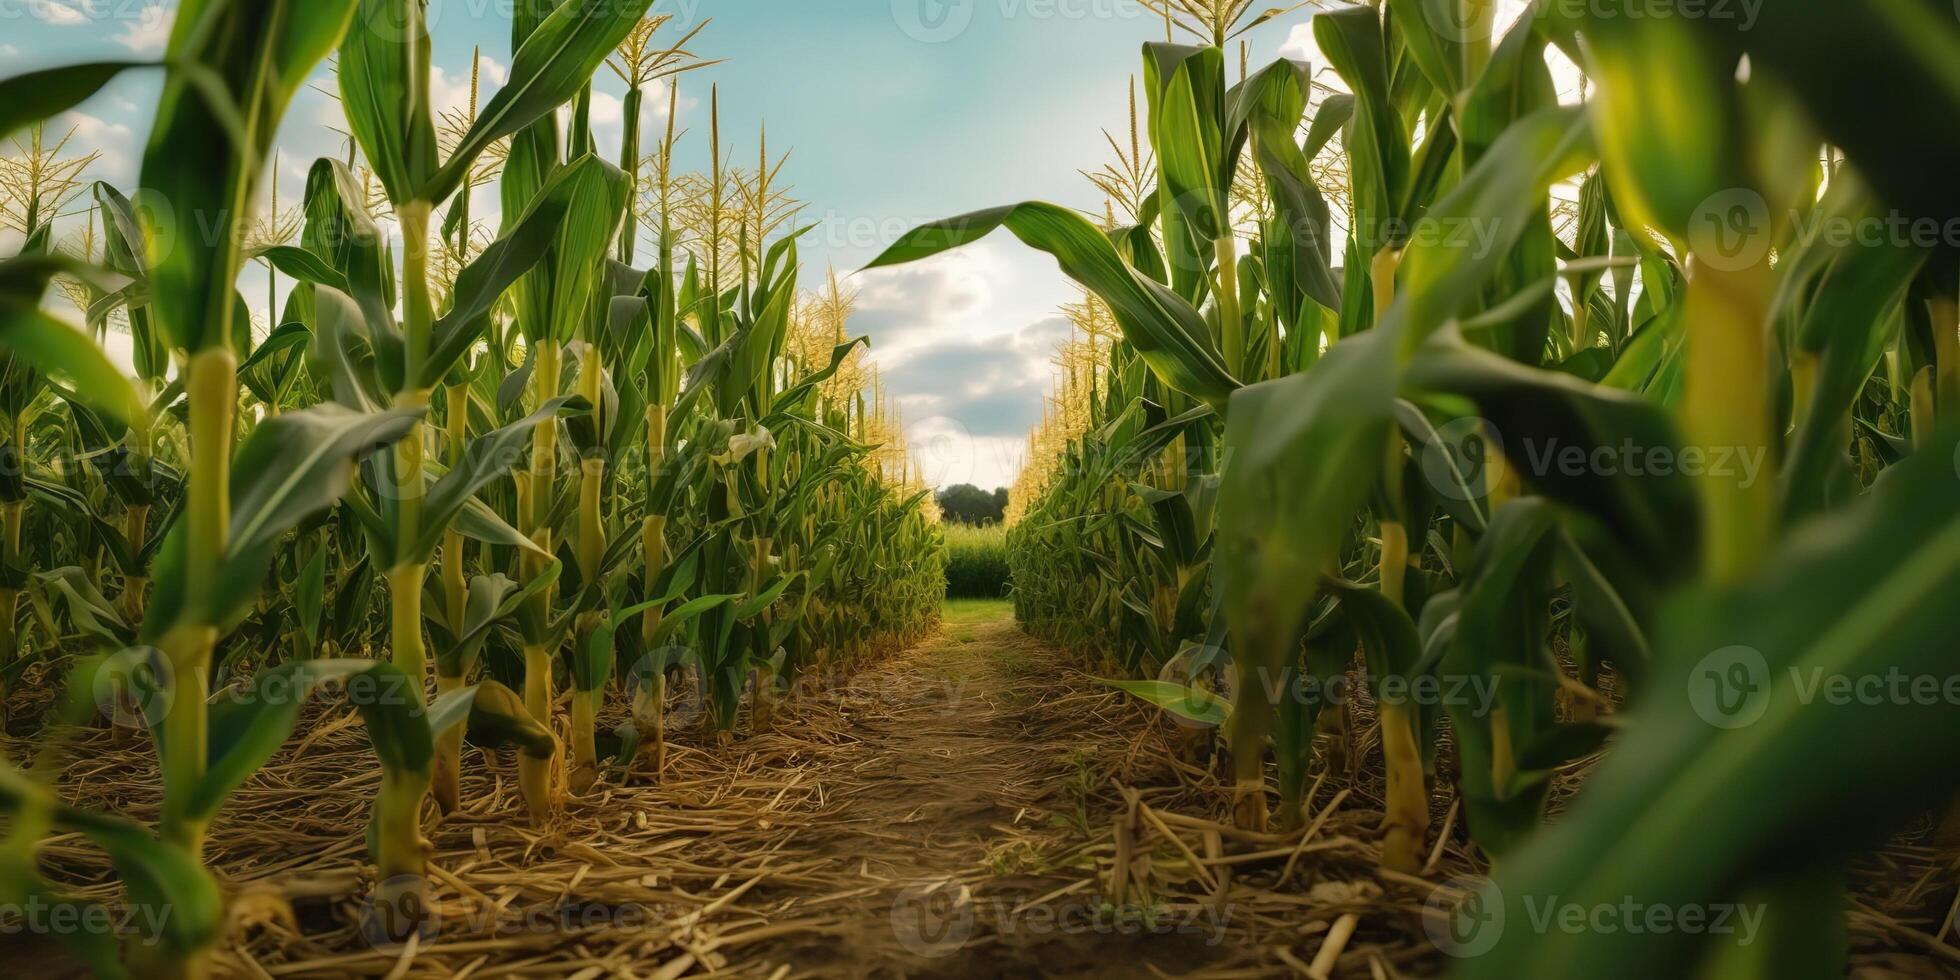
4,0 -> 1319,489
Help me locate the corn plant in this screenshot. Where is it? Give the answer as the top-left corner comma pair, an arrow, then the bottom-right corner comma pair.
876,4 -> 1960,976
0,0 -> 945,972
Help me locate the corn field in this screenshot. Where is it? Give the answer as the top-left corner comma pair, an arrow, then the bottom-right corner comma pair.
1,0 -> 1959,977
0,1 -> 949,974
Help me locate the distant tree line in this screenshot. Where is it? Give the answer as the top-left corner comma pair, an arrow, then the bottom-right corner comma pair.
935,484 -> 1008,526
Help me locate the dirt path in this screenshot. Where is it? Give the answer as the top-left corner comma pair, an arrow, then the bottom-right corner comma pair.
735,601 -> 1229,977
46,600 -> 1233,978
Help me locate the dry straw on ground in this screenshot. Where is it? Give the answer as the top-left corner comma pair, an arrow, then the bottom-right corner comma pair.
5,612 -> 1956,978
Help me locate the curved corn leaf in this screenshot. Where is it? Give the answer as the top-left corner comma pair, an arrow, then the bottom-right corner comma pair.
0,61 -> 148,137
422,156 -> 616,387
140,0 -> 359,353
1463,429 -> 1960,977
467,680 -> 555,759
407,395 -> 590,565
423,0 -> 651,203
143,405 -> 421,640
0,256 -> 145,425
188,659 -> 376,821
1238,58 -> 1343,321
868,202 -> 1239,410
0,764 -> 223,960
1100,678 -> 1232,727
1406,333 -> 1698,578
1547,1 -> 1744,241
435,563 -> 561,676
337,0 -> 439,205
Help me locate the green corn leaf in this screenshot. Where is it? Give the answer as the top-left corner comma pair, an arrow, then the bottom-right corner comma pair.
1303,93 -> 1352,161
1442,497 -> 1562,855
352,661 -> 436,775
734,574 -> 798,621
454,495 -> 553,559
1321,576 -> 1423,684
36,566 -> 131,647
1145,43 -> 1232,242
467,680 -> 556,759
407,395 -> 590,565
1454,12 -> 1563,362
422,156 -> 615,387
868,202 -> 1240,411
1548,1 -> 1745,241
1780,196 -> 1925,521
541,154 -> 633,345
299,158 -> 398,351
0,256 -> 145,425
143,405 -> 421,640
1386,0 -> 1494,100
1462,428 -> 1960,977
1100,678 -> 1232,727
1316,4 -> 1408,333
0,767 -> 223,959
1238,59 -> 1343,321
253,245 -> 351,294
0,61 -> 151,140
423,0 -> 651,204
1216,325 -> 1398,675
435,565 -> 560,676
188,659 -> 377,821
310,284 -> 394,411
336,0 -> 439,205
298,543 -> 327,647
648,593 -> 739,648
1396,104 -> 1595,352
140,0 -> 356,354
1407,333 -> 1699,578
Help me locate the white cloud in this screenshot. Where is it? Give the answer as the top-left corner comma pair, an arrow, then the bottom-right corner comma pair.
60,110 -> 137,184
906,421 -> 1026,492
114,5 -> 175,54
429,57 -> 509,120
590,91 -> 624,128
28,0 -> 92,25
844,232 -> 1080,487
1278,23 -> 1316,61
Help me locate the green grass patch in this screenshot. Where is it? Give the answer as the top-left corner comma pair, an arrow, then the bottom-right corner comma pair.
944,598 -> 1013,627
943,523 -> 1011,599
